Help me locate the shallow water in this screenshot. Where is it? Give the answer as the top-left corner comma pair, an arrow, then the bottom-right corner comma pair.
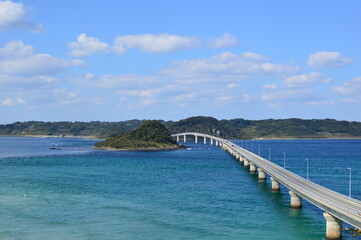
0,137 -> 360,239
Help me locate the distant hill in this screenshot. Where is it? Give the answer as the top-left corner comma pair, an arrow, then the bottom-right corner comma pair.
1,116 -> 361,139
0,120 -> 144,138
165,116 -> 361,139
95,120 -> 181,150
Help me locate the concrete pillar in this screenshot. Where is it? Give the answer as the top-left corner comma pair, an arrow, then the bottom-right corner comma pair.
244,159 -> 249,167
235,153 -> 240,159
289,191 -> 302,209
195,135 -> 198,144
211,139 -> 213,145
176,136 -> 179,142
271,177 -> 280,191
323,212 -> 342,240
249,163 -> 256,172
219,142 -> 222,147
239,156 -> 244,162
204,137 -> 207,144
258,168 -> 266,180
183,135 -> 186,143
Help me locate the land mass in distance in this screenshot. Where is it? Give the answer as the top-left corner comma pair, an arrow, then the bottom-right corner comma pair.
1,116 -> 361,140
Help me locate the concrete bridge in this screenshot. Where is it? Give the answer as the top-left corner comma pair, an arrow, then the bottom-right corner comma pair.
171,132 -> 361,240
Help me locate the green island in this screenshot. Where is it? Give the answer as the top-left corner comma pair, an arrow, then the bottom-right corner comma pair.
94,120 -> 183,151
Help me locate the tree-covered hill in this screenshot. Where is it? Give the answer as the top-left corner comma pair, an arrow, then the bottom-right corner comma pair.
95,120 -> 180,150
1,117 -> 361,139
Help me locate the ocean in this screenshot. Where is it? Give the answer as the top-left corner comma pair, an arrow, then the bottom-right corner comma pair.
0,136 -> 360,239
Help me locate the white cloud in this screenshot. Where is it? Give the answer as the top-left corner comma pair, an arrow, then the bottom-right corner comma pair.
332,77 -> 361,95
217,96 -> 232,101
308,51 -> 353,69
71,73 -> 162,89
0,41 -> 84,76
0,54 -> 84,76
90,97 -> 106,105
52,88 -> 79,105
16,97 -> 26,104
118,88 -> 162,97
0,98 -> 14,106
305,100 -> 334,106
0,0 -> 43,32
114,33 -> 201,54
263,84 -> 278,90
261,89 -> 322,102
284,72 -> 332,88
209,33 -> 239,48
0,40 -> 34,57
67,33 -> 240,56
0,74 -> 55,89
161,51 -> 299,83
0,97 -> 26,106
24,88 -> 80,105
70,52 -> 301,109
226,83 -> 239,88
138,98 -> 156,106
68,33 -> 110,57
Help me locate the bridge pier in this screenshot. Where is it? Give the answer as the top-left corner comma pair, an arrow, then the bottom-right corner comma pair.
239,156 -> 244,163
289,191 -> 302,209
195,136 -> 198,144
244,159 -> 250,167
271,177 -> 280,191
323,212 -> 342,240
204,137 -> 207,144
258,168 -> 266,180
183,135 -> 186,143
211,139 -> 213,145
215,140 -> 219,146
249,163 -> 256,172
176,136 -> 179,142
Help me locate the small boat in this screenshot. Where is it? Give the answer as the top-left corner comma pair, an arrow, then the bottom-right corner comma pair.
49,147 -> 62,150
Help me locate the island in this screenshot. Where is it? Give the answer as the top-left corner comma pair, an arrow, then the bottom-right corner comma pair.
94,120 -> 183,151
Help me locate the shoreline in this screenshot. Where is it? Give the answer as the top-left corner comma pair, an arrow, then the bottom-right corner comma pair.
94,145 -> 184,152
2,135 -> 361,141
0,135 -> 99,139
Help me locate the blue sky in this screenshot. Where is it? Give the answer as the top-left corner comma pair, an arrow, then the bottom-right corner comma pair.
0,0 -> 360,123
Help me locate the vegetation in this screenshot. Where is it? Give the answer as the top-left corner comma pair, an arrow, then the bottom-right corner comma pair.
165,116 -> 361,139
95,120 -> 181,150
1,116 -> 361,139
0,120 -> 144,138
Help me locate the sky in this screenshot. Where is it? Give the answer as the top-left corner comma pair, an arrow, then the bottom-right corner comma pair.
0,0 -> 361,123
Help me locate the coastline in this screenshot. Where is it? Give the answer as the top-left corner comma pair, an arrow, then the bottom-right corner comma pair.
0,135 -> 99,139
2,135 -> 361,141
94,145 -> 184,152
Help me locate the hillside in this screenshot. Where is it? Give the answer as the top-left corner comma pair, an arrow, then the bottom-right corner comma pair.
166,116 -> 361,139
95,120 -> 181,150
1,117 -> 361,139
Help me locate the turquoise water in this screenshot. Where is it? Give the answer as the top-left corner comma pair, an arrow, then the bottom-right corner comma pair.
0,137 -> 360,239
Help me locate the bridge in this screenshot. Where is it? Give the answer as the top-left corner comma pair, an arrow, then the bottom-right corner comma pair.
171,132 -> 361,240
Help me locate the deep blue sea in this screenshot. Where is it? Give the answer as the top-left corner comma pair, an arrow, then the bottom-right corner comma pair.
0,137 -> 360,240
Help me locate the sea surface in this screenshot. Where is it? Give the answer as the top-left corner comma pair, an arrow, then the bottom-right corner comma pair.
0,136 -> 360,240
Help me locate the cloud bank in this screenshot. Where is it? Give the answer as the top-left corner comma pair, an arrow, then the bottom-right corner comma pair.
308,51 -> 353,69
68,33 -> 240,56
